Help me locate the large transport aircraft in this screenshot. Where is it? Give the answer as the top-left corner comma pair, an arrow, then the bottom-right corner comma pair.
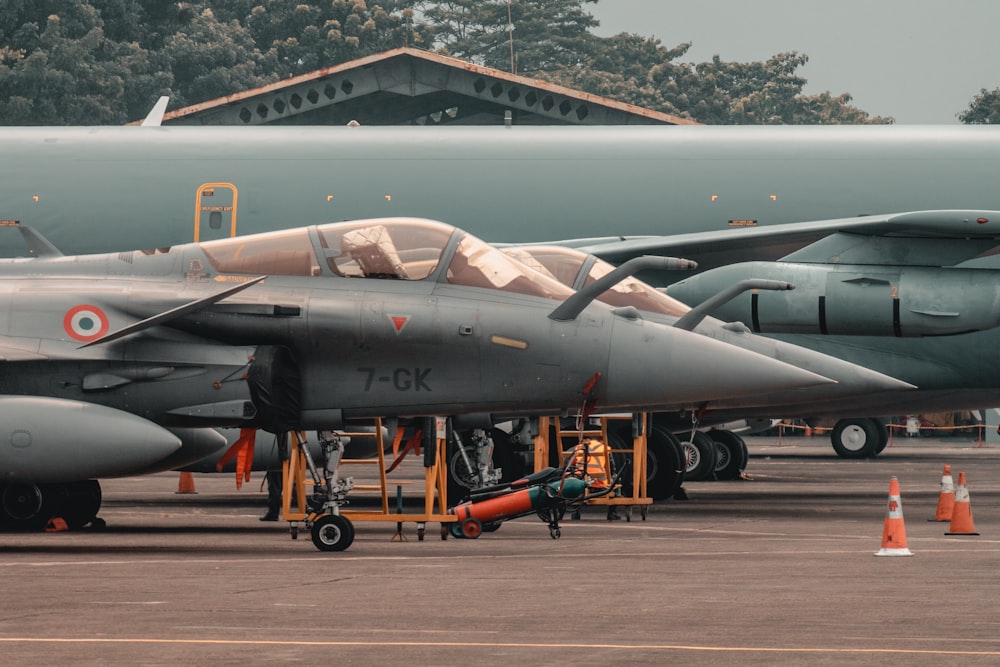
3,124 -> 1000,463
2,125 -> 999,256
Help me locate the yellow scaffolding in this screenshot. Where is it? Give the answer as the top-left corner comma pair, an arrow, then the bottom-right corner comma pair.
280,421 -> 456,545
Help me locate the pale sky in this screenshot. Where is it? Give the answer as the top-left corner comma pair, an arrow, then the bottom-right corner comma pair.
588,0 -> 1000,124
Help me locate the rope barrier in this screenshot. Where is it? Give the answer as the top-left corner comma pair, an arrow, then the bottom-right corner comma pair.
775,420 -> 987,447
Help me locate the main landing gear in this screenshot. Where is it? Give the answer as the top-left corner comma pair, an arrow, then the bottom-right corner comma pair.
0,480 -> 103,530
829,418 -> 889,458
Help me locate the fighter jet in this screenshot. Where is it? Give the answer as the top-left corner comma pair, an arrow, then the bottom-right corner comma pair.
0,217 -> 833,529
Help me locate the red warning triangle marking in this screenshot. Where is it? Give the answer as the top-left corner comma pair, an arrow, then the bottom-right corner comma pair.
390,314 -> 410,334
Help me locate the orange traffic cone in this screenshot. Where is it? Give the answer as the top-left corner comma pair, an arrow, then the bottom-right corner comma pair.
930,464 -> 955,522
945,472 -> 979,535
176,471 -> 198,494
875,476 -> 913,556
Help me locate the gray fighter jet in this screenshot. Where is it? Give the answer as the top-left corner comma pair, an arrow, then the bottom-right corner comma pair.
0,217 -> 839,529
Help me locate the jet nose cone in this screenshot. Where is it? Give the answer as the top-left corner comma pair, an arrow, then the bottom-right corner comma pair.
715,328 -> 918,396
780,349 -> 917,394
604,321 -> 834,410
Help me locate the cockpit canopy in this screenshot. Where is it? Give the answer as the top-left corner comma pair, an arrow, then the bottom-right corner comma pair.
196,217 -> 574,300
505,245 -> 692,317
320,219 -> 453,280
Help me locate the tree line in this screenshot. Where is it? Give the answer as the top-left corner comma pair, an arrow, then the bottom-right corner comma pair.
0,1 -> 991,125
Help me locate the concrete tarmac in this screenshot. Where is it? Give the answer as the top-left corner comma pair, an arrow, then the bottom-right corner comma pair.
2,433 -> 1000,666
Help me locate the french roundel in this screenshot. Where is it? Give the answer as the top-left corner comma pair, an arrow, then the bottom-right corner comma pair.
63,305 -> 110,342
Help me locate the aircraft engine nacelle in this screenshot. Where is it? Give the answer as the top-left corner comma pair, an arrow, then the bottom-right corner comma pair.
0,396 -> 181,483
668,262 -> 1000,336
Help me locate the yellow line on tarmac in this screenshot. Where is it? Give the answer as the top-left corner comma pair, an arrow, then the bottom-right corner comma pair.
1,638 -> 999,656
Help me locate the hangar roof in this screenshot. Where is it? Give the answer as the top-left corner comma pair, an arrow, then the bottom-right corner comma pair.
158,47 -> 698,127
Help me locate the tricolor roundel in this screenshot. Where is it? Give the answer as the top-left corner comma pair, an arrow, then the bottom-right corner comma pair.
64,305 -> 110,342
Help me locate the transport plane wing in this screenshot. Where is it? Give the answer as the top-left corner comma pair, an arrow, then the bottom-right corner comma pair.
563,210 -> 1000,278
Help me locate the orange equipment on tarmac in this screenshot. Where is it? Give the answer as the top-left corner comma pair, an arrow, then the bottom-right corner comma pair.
930,464 -> 955,522
450,469 -> 587,539
448,452 -> 623,540
946,471 -> 979,536
566,439 -> 613,489
874,476 -> 913,557
175,471 -> 197,494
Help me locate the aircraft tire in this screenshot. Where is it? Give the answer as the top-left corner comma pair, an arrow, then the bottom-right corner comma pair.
682,431 -> 718,481
831,418 -> 880,459
871,421 -> 890,456
446,429 -> 516,506
607,421 -> 685,500
47,480 -> 102,529
647,426 -> 686,499
311,514 -> 355,552
707,429 -> 749,480
0,482 -> 49,530
446,445 -> 476,506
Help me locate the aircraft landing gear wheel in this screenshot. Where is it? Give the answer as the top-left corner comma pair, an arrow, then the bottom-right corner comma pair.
872,421 -> 890,456
682,431 -> 718,481
311,514 -> 355,552
447,446 -> 477,504
708,430 -> 749,480
831,419 -> 880,459
461,518 -> 482,539
56,480 -> 102,529
549,525 -> 561,539
1,483 -> 46,529
647,426 -> 686,500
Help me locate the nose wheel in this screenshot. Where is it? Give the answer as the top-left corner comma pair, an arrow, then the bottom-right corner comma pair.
310,514 -> 355,552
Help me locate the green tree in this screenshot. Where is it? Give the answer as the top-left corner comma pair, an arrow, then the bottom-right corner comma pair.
0,4 -> 168,124
423,0 -> 598,74
160,7 -> 275,107
541,31 -> 891,124
241,0 -> 430,78
959,87 -> 1000,124
0,0 -> 892,125
0,1 -> 428,123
